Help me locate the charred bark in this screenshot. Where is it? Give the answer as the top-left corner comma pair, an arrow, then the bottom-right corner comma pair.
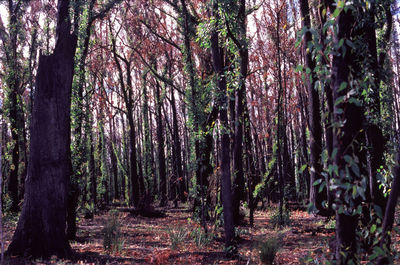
6,0 -> 77,258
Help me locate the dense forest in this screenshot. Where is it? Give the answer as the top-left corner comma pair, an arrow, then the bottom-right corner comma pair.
0,0 -> 399,264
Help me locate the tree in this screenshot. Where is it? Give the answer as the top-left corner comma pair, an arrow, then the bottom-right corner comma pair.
0,0 -> 28,213
6,0 -> 77,258
299,0 -> 328,216
211,0 -> 235,250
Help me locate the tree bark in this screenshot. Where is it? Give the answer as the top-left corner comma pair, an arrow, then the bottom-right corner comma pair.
331,6 -> 362,263
6,0 -> 77,258
377,137 -> 400,265
211,0 -> 235,248
300,0 -> 327,215
232,0 -> 248,225
156,76 -> 167,206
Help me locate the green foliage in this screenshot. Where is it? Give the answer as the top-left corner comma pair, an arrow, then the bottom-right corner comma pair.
213,204 -> 224,228
190,227 -> 214,247
259,237 -> 280,265
269,207 -> 291,228
80,202 -> 95,219
102,210 -> 124,253
224,245 -> 238,256
167,227 -> 188,250
235,227 -> 250,237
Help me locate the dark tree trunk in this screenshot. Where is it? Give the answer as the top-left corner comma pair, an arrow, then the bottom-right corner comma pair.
331,6 -> 362,264
244,106 -> 256,226
89,128 -> 96,208
110,117 -> 119,200
170,86 -> 185,202
8,114 -> 19,213
156,78 -> 167,206
232,0 -> 248,226
300,0 -> 327,215
299,92 -> 310,199
6,0 -> 77,258
141,71 -> 153,199
5,1 -> 24,214
377,137 -> 400,265
128,113 -> 140,207
211,1 -> 235,248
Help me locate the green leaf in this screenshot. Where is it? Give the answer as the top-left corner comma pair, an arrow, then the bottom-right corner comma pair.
338,38 -> 344,48
295,65 -> 304,72
333,8 -> 341,18
331,148 -> 338,159
319,181 -> 326,193
334,96 -> 345,106
351,164 -> 360,177
344,155 -> 353,165
335,108 -> 343,114
339,82 -> 347,92
299,164 -> 308,174
352,185 -> 357,199
313,179 -> 323,186
345,39 -> 355,50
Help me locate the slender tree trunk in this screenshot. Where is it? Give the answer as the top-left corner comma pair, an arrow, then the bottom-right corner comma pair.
300,0 -> 327,215
110,117 -> 119,200
232,0 -> 248,225
377,136 -> 400,265
211,1 -> 235,248
156,78 -> 167,206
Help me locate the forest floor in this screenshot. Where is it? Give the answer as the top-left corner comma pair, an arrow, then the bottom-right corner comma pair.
1,204 -> 389,264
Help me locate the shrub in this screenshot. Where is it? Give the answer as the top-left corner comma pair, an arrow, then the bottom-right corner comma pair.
168,227 -> 188,250
259,237 -> 280,265
270,207 -> 291,228
102,211 -> 124,253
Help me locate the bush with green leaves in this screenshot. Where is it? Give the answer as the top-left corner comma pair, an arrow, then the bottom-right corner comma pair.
102,210 -> 124,253
168,227 -> 188,250
269,207 -> 291,228
259,237 -> 280,265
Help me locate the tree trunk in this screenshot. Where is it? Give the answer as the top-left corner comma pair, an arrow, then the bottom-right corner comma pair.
211,1 -> 235,248
156,77 -> 167,206
110,117 -> 119,200
331,6 -> 361,263
170,88 -> 185,202
7,0 -> 77,258
232,0 -> 248,226
300,0 -> 326,215
377,137 -> 400,265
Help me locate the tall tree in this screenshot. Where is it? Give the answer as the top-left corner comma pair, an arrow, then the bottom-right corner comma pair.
0,0 -> 28,213
211,0 -> 235,249
6,0 -> 77,258
299,0 -> 327,215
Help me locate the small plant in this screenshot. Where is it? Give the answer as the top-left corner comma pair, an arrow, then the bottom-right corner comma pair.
235,227 -> 250,237
168,227 -> 188,250
270,207 -> 291,228
259,237 -> 280,265
81,202 -> 95,219
190,227 -> 213,247
325,218 -> 336,230
102,210 -> 124,253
